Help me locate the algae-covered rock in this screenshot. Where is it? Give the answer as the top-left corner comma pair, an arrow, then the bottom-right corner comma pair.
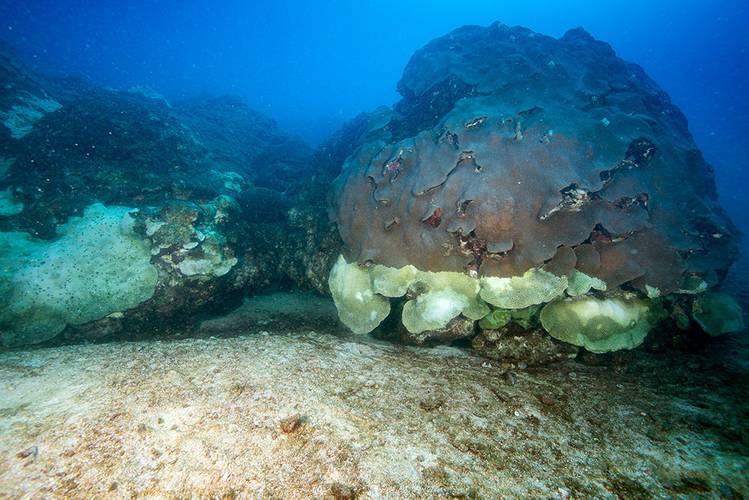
1,92 -> 61,139
328,255 -> 390,334
0,43 -> 341,346
0,41 -> 62,141
400,315 -> 475,346
0,188 -> 23,216
480,269 -> 568,310
175,231 -> 238,277
472,326 -> 579,365
539,296 -> 659,353
0,204 -> 158,346
693,292 -> 744,336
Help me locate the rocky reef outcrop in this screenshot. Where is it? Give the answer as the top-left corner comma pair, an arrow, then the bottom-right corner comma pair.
329,23 -> 743,352
0,24 -> 743,356
0,42 -> 339,347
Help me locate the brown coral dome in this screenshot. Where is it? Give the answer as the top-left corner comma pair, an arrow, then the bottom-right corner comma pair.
331,22 -> 738,295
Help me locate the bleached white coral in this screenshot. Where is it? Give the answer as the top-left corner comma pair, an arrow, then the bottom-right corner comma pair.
176,231 -> 238,277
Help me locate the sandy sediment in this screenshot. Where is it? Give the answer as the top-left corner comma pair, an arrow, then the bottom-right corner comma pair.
0,293 -> 747,497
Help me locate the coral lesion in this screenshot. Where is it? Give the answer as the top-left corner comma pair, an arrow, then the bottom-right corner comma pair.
539,183 -> 594,221
421,207 -> 443,228
599,137 -> 658,185
382,155 -> 403,182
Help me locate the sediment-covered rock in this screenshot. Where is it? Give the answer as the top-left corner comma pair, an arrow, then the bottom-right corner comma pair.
1,322 -> 747,496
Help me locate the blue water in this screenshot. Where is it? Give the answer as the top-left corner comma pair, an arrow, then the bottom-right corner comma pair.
1,0 -> 747,231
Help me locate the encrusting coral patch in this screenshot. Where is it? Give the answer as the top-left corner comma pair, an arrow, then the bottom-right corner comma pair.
0,204 -> 158,346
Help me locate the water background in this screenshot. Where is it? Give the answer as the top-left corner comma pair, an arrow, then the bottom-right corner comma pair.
1,0 -> 747,233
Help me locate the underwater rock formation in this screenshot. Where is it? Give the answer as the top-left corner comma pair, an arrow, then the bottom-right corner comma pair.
471,326 -> 579,366
0,42 -> 338,347
175,95 -> 313,194
0,42 -> 61,142
329,23 -> 742,351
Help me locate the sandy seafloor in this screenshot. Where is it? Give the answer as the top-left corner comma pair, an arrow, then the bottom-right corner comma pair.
0,261 -> 747,497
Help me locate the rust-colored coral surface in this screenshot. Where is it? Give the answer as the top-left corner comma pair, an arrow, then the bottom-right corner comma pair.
331,23 -> 738,294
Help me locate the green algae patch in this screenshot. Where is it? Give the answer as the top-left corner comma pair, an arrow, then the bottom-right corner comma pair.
480,268 -> 568,309
328,255 -> 390,334
400,271 -> 488,334
693,292 -> 744,336
478,305 -> 541,330
402,288 -> 470,334
370,263 -> 418,297
478,309 -> 513,330
566,270 -> 607,297
539,295 -> 658,353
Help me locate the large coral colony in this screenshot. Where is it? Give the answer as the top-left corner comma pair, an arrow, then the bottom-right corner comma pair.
328,23 -> 743,353
0,22 -> 744,354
